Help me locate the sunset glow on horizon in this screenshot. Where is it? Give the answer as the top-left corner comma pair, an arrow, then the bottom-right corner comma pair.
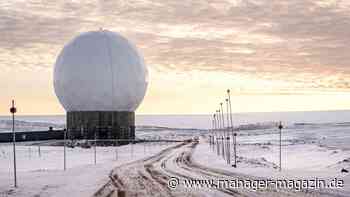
1,0 -> 350,115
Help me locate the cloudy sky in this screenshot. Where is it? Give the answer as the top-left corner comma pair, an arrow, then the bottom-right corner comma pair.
1,0 -> 350,115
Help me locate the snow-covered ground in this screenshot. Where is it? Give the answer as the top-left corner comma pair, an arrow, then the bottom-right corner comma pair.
196,124 -> 350,193
0,142 -> 177,197
94,139 -> 350,196
1,113 -> 350,196
195,141 -> 350,189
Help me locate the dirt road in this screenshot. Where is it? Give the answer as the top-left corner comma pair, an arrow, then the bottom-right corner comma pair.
94,140 -> 348,197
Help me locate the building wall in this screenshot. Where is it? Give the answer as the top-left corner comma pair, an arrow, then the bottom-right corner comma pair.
67,111 -> 135,140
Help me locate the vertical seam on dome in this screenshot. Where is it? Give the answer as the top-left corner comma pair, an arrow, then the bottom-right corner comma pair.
103,31 -> 115,110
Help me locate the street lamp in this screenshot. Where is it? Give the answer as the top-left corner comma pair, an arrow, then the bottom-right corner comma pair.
219,104 -> 226,160
216,110 -> 222,156
212,115 -> 217,151
216,110 -> 221,131
10,100 -> 17,187
210,118 -> 214,148
227,89 -> 237,168
220,103 -> 225,137
278,121 -> 283,171
225,98 -> 230,164
214,113 -> 219,155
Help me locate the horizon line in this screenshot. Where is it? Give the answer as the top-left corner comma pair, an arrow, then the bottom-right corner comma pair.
1,108 -> 350,116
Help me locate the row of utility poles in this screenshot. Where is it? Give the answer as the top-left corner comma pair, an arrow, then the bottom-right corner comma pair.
8,97 -> 284,188
208,91 -> 284,171
208,89 -> 237,167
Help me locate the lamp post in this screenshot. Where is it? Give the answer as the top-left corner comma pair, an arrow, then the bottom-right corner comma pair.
278,121 -> 283,171
10,100 -> 17,187
214,113 -> 219,155
217,110 -> 222,156
63,128 -> 67,171
212,114 -> 215,152
209,118 -> 213,148
217,109 -> 223,158
216,110 -> 221,132
225,98 -> 230,164
227,89 -> 237,168
94,131 -> 97,165
209,121 -> 211,148
211,118 -> 215,150
220,103 -> 226,160
225,99 -> 230,129
220,103 -> 225,137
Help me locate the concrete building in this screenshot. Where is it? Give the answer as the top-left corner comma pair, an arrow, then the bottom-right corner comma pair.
53,30 -> 148,140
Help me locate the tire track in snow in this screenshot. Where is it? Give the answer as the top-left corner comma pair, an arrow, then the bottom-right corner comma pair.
94,141 -> 192,197
94,140 -> 348,197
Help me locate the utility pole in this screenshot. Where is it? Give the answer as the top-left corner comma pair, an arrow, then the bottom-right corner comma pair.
10,100 -> 17,188
225,99 -> 230,129
63,129 -> 67,171
209,118 -> 213,149
115,139 -> 119,161
216,110 -> 221,133
225,98 -> 230,164
220,103 -> 226,161
217,109 -> 221,155
214,114 -> 219,155
212,118 -> 215,148
227,89 -> 237,168
217,110 -> 222,156
94,131 -> 97,165
220,103 -> 225,137
212,114 -> 215,152
278,121 -> 283,171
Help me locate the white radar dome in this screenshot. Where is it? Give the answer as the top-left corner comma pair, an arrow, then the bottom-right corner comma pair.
53,30 -> 148,112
